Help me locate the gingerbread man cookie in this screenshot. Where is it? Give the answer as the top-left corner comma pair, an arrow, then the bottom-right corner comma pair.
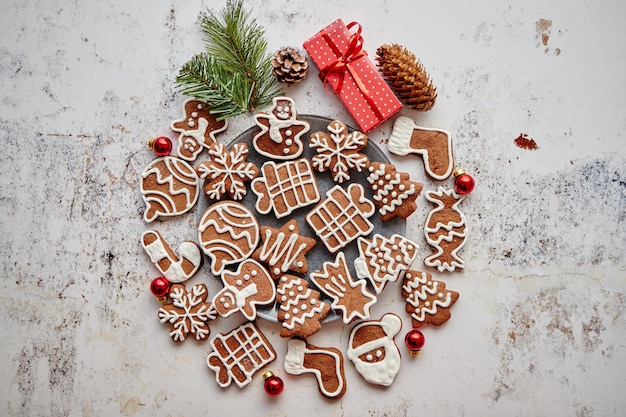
253,96 -> 310,159
171,99 -> 228,161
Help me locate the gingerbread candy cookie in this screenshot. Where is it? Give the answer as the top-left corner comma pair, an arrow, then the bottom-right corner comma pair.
197,201 -> 260,276
212,259 -> 276,321
310,252 -> 377,324
207,322 -> 276,388
141,230 -> 201,283
402,270 -> 459,328
347,313 -> 402,387
387,116 -> 454,180
251,158 -> 320,219
276,274 -> 330,338
195,142 -> 259,201
423,186 -> 467,272
171,99 -> 228,161
354,233 -> 418,293
306,183 -> 375,253
284,338 -> 346,399
252,219 -> 316,279
140,156 -> 200,223
366,162 -> 423,222
310,119 -> 369,183
157,283 -> 215,343
253,96 -> 310,159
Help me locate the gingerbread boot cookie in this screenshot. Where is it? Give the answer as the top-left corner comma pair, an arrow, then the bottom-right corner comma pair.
284,338 -> 346,399
387,116 -> 454,180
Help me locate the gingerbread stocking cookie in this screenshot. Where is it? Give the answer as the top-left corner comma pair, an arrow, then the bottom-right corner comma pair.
253,96 -> 310,159
141,230 -> 202,283
387,116 -> 454,180
284,338 -> 346,399
171,99 -> 228,162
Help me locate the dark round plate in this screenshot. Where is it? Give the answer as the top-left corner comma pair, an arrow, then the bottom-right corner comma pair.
201,115 -> 406,322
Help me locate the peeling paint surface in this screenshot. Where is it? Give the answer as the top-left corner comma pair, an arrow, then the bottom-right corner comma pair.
1,0 -> 625,416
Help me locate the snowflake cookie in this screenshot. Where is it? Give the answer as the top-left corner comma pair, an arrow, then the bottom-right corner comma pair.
171,99 -> 228,162
195,142 -> 259,201
157,283 -> 215,343
253,96 -> 310,159
309,119 -> 369,183
366,162 -> 423,222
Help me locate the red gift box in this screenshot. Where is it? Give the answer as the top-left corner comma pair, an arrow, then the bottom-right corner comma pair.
303,19 -> 402,133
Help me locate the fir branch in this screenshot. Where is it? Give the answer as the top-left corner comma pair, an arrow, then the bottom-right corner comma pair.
175,0 -> 282,119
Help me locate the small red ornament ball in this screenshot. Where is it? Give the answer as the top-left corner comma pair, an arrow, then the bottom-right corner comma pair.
263,371 -> 284,396
405,329 -> 425,356
454,168 -> 475,195
150,277 -> 171,298
149,136 -> 173,157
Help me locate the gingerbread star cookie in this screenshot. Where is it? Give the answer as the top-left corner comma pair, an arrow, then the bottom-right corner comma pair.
171,99 -> 228,161
253,96 -> 310,159
252,219 -> 316,279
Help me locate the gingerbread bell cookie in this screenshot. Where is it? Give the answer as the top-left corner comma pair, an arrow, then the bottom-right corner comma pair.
310,119 -> 369,183
195,142 -> 259,201
366,162 -> 423,222
141,230 -> 201,283
402,270 -> 459,328
253,96 -> 310,159
347,313 -> 403,387
207,322 -> 276,388
140,156 -> 200,223
284,338 -> 346,399
423,186 -> 467,272
170,99 -> 228,161
387,116 -> 454,180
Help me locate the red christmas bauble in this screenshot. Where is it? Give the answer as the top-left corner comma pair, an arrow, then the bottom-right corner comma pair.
150,136 -> 173,157
405,329 -> 425,355
454,169 -> 475,195
150,277 -> 171,298
263,371 -> 284,396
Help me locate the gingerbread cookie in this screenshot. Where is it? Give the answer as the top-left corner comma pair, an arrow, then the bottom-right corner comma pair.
197,201 -> 260,276
423,186 -> 466,272
366,162 -> 423,222
306,183 -> 375,253
402,270 -> 459,328
252,219 -> 316,279
387,116 -> 454,180
276,274 -> 330,338
310,252 -> 377,324
157,283 -> 215,342
140,156 -> 200,223
347,313 -> 402,387
141,230 -> 201,283
195,142 -> 259,201
284,338 -> 346,399
354,233 -> 419,293
207,322 -> 276,388
251,158 -> 320,219
309,119 -> 369,183
170,99 -> 228,161
212,259 -> 276,321
253,96 -> 310,159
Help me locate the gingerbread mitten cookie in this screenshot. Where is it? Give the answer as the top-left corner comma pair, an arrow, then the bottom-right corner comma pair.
141,230 -> 201,283
387,116 -> 454,180
276,274 -> 330,338
347,313 -> 402,387
310,252 -> 377,324
253,96 -> 310,159
284,338 -> 346,399
423,187 -> 466,272
171,99 -> 228,161
402,270 -> 459,328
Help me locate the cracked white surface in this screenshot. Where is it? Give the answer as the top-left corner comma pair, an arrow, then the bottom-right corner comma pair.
1,0 -> 625,416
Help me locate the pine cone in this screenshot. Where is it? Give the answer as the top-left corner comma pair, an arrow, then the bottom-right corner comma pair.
376,44 -> 437,111
271,46 -> 309,84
